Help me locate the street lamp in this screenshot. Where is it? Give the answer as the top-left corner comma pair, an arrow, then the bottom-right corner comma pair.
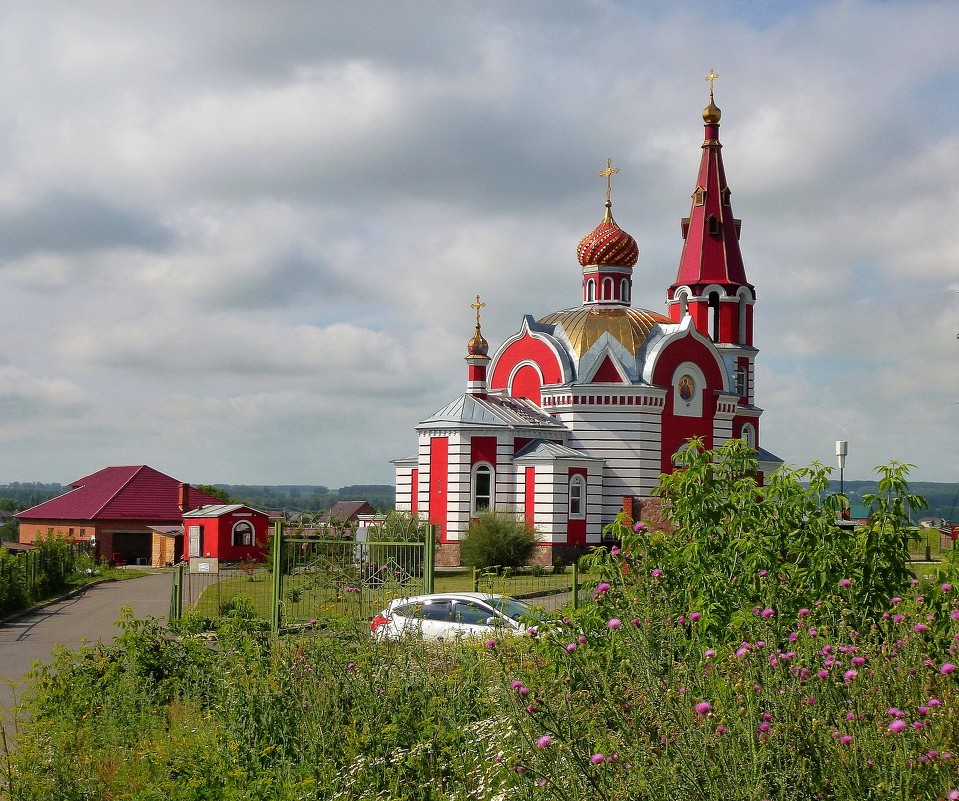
89,534 -> 97,563
836,441 -> 848,519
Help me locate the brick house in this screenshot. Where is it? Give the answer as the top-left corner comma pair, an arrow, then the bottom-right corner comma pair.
16,466 -> 223,567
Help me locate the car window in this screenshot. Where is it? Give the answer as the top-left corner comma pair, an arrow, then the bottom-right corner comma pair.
454,601 -> 494,626
419,601 -> 453,621
491,597 -> 536,622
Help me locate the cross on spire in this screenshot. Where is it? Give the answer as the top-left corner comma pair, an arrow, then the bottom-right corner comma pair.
705,68 -> 719,95
598,157 -> 619,206
471,294 -> 486,328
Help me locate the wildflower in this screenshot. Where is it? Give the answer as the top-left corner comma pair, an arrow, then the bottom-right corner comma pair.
798,608 -> 810,617
631,618 -> 641,627
761,608 -> 775,618
887,708 -> 904,718
839,735 -> 853,745
694,701 -> 712,715
485,639 -> 496,649
690,611 -> 701,622
851,656 -> 866,667
943,584 -> 953,592
607,618 -> 622,630
578,635 -> 587,644
843,669 -> 858,682
610,545 -> 620,556
893,614 -> 905,624
651,568 -> 662,578
536,735 -> 553,749
891,596 -> 902,605
715,725 -> 727,735
511,680 -> 524,690
888,719 -> 907,734
346,662 -> 356,670
633,521 -> 645,532
839,578 -> 851,588
590,753 -> 605,765
595,582 -> 611,595
846,712 -> 856,721
914,623 -> 928,633
519,686 -> 530,696
941,663 -> 957,675
759,569 -> 768,577
566,643 -> 577,653
704,648 -> 716,659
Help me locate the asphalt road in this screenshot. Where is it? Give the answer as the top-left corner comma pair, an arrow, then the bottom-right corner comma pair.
0,571 -> 174,742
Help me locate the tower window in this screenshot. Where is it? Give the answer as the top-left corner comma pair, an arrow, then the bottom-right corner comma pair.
586,279 -> 595,302
693,187 -> 705,206
707,215 -> 721,236
602,277 -> 613,300
741,424 -> 756,449
736,366 -> 748,398
472,463 -> 494,514
708,291 -> 720,341
620,278 -> 629,304
721,186 -> 731,206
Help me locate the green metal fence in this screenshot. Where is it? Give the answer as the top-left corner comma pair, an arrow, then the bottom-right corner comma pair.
1,541 -> 92,617
170,522 -> 434,631
471,564 -> 581,610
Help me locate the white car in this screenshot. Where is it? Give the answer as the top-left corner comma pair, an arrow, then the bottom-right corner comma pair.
370,592 -> 537,640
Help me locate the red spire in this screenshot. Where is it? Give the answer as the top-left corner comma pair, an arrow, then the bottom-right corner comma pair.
670,84 -> 752,293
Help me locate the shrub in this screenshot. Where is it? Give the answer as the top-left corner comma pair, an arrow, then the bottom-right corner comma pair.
460,511 -> 537,570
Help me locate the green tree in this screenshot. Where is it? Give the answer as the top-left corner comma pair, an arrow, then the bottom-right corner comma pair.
196,484 -> 232,503
460,511 -> 537,570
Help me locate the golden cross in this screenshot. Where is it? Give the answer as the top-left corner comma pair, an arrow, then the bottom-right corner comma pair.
598,157 -> 619,205
705,68 -> 719,94
471,294 -> 486,327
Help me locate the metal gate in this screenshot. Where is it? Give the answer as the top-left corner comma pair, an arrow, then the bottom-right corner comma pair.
170,522 -> 435,630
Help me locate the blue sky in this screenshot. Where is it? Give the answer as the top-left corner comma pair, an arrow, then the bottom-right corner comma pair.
0,0 -> 956,487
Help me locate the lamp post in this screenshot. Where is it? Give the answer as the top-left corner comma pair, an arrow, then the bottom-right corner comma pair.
836,441 -> 848,519
89,534 -> 97,564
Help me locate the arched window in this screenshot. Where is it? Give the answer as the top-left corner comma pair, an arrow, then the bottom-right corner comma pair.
738,292 -> 748,344
708,291 -> 720,341
740,424 -> 756,449
586,279 -> 595,302
232,520 -> 254,547
602,277 -> 613,300
736,365 -> 748,398
620,278 -> 630,304
472,463 -> 494,514
678,291 -> 689,317
569,475 -> 586,519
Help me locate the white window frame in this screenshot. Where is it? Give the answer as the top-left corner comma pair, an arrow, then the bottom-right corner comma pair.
569,474 -> 586,519
232,520 -> 254,547
471,463 -> 494,515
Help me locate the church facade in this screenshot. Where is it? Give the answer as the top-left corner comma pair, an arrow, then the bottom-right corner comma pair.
393,85 -> 781,564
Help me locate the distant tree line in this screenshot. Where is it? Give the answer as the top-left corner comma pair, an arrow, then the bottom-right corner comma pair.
199,483 -> 396,513
829,480 -> 959,521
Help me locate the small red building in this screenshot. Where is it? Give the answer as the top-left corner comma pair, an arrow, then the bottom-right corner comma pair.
182,504 -> 270,562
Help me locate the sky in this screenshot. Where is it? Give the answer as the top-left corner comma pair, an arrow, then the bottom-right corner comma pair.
0,0 -> 957,489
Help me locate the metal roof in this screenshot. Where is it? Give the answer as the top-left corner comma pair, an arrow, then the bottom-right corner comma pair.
16,466 -> 224,522
182,504 -> 264,518
513,439 -> 602,462
419,393 -> 567,431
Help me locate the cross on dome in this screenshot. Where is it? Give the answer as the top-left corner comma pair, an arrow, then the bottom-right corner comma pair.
705,68 -> 719,94
598,157 -> 619,206
471,294 -> 486,328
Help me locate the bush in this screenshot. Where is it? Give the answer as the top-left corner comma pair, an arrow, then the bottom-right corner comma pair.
460,511 -> 537,570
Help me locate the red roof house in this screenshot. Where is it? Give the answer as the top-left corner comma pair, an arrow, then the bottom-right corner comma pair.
17,466 -> 223,567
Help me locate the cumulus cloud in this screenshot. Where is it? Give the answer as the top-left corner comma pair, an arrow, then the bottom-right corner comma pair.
0,0 -> 957,486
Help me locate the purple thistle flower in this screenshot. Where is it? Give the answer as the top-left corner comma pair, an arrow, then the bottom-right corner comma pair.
839,735 -> 853,745
762,608 -> 775,618
798,608 -> 810,617
595,582 -> 611,595
566,642 -> 577,653
607,618 -> 622,630
704,648 -> 716,659
839,578 -> 851,588
941,663 -> 956,675
511,680 -> 524,690
843,669 -> 858,682
914,623 -> 928,633
536,735 -> 552,749
944,584 -> 953,592
694,701 -> 712,715
951,609 -> 959,620
485,639 -> 496,649
590,753 -> 605,765
888,719 -> 907,734
651,568 -> 662,578
690,611 -> 701,622
633,521 -> 645,531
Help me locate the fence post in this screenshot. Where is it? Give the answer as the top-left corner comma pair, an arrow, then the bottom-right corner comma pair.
169,563 -> 183,625
472,567 -> 479,593
270,520 -> 283,633
572,560 -> 579,610
423,525 -> 435,594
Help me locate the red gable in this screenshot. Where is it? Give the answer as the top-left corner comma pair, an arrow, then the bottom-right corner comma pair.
17,466 -> 223,522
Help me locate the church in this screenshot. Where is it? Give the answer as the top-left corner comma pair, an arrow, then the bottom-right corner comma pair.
393,80 -> 782,565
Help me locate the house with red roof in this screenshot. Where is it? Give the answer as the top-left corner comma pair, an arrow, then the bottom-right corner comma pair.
16,466 -> 224,567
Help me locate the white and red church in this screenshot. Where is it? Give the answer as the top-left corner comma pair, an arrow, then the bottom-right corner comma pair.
394,85 -> 782,564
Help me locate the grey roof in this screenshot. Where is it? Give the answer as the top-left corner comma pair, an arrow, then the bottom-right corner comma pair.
756,447 -> 785,465
418,393 -> 567,432
513,439 -> 603,462
183,503 -> 263,518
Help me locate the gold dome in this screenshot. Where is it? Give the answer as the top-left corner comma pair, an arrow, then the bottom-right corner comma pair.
703,93 -> 721,124
537,306 -> 671,359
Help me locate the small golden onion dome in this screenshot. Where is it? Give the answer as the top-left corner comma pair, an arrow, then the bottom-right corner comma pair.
467,324 -> 489,358
576,203 -> 639,268
703,93 -> 722,124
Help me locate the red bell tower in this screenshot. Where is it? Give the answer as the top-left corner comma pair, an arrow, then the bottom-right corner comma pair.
667,71 -> 758,418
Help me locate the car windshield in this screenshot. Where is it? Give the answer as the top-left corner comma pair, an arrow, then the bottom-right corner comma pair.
489,597 -> 535,622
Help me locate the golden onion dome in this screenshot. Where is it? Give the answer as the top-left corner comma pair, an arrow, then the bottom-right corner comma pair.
467,323 -> 489,358
537,306 -> 671,359
703,95 -> 721,124
576,203 -> 639,268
